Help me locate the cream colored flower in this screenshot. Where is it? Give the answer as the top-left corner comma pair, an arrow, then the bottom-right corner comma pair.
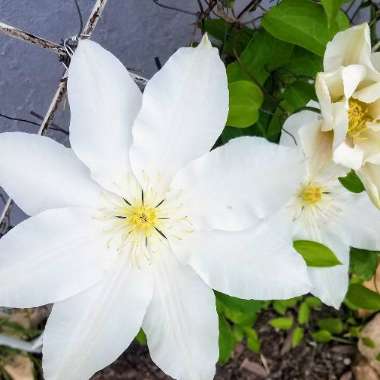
316,23 -> 380,208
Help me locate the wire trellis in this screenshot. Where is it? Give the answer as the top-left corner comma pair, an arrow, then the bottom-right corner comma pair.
0,0 -> 147,236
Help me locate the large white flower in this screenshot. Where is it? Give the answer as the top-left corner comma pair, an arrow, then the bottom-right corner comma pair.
316,23 -> 380,208
0,38 -> 310,380
277,109 -> 380,308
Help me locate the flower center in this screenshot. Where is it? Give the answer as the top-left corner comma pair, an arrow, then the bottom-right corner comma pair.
128,204 -> 158,235
348,98 -> 371,139
299,184 -> 323,205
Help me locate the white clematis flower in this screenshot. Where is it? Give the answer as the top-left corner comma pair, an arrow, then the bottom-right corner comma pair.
316,23 -> 380,208
0,37 -> 310,380
279,109 -> 380,308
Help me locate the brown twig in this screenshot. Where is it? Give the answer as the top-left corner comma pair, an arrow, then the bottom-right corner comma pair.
0,0 -> 109,228
0,21 -> 66,58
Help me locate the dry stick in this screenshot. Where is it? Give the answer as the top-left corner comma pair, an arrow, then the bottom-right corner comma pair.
0,0 -> 109,227
0,21 -> 65,58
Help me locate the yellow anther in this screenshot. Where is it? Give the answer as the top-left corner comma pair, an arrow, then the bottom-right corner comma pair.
299,184 -> 323,205
348,98 -> 371,139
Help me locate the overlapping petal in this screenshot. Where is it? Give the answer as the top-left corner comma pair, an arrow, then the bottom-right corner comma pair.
0,132 -> 103,216
0,208 -> 110,308
171,136 -> 304,231
143,250 -> 218,380
68,40 -> 142,195
173,210 -> 310,300
130,35 -> 229,189
43,257 -> 152,380
358,164 -> 380,208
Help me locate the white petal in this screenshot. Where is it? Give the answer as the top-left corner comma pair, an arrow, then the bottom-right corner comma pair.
307,233 -> 349,309
173,211 -> 310,300
43,259 -> 152,380
358,164 -> 380,208
324,23 -> 372,71
337,192 -> 380,249
0,132 -> 102,215
354,81 -> 380,103
0,208 -> 110,308
143,250 -> 218,380
130,35 -> 228,189
68,40 -> 142,195
342,65 -> 367,99
333,142 -> 364,170
371,52 -> 380,71
170,137 -> 304,231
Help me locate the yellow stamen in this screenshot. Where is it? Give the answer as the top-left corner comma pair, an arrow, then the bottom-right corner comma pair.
348,98 -> 371,139
299,184 -> 323,205
127,205 -> 157,235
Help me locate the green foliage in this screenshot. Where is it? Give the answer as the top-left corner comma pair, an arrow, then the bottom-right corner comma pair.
305,296 -> 322,309
361,336 -> 376,348
339,170 -> 365,193
320,0 -> 348,28
292,327 -> 304,347
245,328 -> 261,353
318,318 -> 344,334
297,302 -> 310,325
135,329 -> 147,345
262,0 -> 348,56
293,240 -> 342,267
227,80 -> 263,128
218,316 -> 235,364
350,248 -> 379,281
312,330 -> 332,343
269,317 -> 294,330
346,284 -> 380,310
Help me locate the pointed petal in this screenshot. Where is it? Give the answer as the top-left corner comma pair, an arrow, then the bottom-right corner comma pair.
68,40 -> 142,194
143,250 -> 218,380
307,233 -> 349,309
0,132 -> 103,216
333,142 -> 364,170
358,164 -> 380,208
0,208 -> 110,308
324,23 -> 372,71
173,211 -> 310,300
130,35 -> 228,189
43,259 -> 152,380
337,193 -> 380,248
170,137 -> 304,231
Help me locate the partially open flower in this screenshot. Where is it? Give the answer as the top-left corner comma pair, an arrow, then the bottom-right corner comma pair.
276,110 -> 380,308
316,23 -> 380,208
0,38 -> 310,380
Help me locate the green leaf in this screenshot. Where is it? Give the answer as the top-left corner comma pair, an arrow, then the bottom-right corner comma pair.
218,316 -> 235,364
339,170 -> 365,193
298,302 -> 310,325
203,19 -> 253,55
135,329 -> 147,345
305,296 -> 322,309
318,318 -> 344,334
282,47 -> 322,78
292,327 -> 304,348
272,298 -> 299,315
216,292 -> 264,325
232,325 -> 245,343
245,328 -> 261,353
346,284 -> 380,310
361,336 -> 376,348
262,0 -> 348,56
227,30 -> 293,86
281,80 -> 316,113
350,247 -> 379,280
312,330 -> 332,343
227,80 -> 263,128
320,0 -> 347,28
269,317 -> 293,330
293,240 -> 342,267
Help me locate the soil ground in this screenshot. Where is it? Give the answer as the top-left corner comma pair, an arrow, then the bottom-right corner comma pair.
92,311 -> 357,380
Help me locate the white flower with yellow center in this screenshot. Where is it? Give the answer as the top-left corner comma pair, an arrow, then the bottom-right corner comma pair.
279,110 -> 380,308
316,23 -> 380,208
0,38 -> 310,380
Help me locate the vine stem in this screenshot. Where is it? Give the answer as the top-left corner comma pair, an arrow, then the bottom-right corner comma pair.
0,0 -> 109,227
